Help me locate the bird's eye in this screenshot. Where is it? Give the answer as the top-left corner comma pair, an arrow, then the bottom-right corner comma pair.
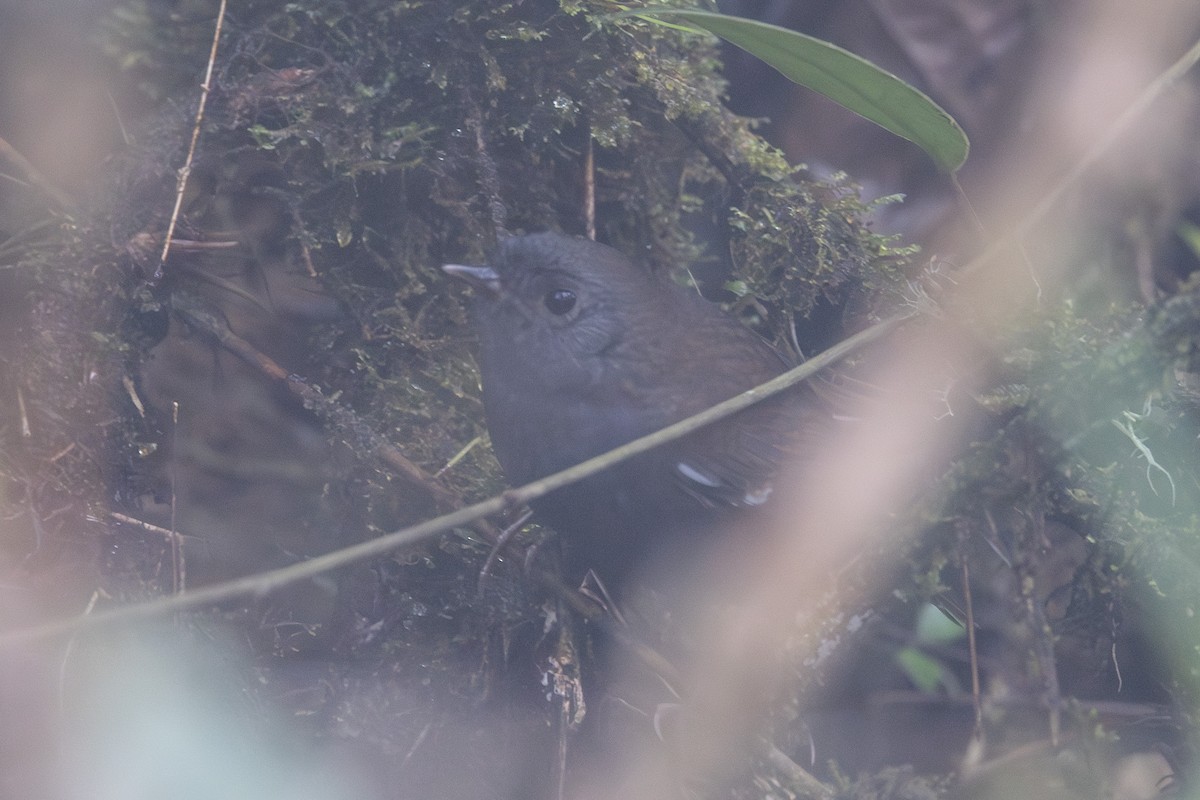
543,288 -> 577,315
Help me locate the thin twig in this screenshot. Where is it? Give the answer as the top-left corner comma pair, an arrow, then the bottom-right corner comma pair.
16,386 -> 31,438
158,0 -> 229,274
57,589 -> 103,713
1,499 -> 498,646
170,401 -> 184,594
961,552 -> 983,741
766,743 -> 834,800
108,511 -> 178,538
105,89 -> 133,147
171,301 -> 502,543
960,34 -> 1200,281
478,507 -> 532,590
0,311 -> 910,646
584,128 -> 596,241
465,93 -> 508,239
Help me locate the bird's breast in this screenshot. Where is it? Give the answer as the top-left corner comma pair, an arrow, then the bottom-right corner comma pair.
482,377 -> 665,488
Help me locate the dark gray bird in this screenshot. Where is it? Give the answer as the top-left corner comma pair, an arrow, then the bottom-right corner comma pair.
444,232 -> 814,588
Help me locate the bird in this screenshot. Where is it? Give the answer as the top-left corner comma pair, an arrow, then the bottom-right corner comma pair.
443,232 -> 815,590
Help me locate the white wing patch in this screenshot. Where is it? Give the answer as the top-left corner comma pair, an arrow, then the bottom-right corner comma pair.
676,461 -> 722,488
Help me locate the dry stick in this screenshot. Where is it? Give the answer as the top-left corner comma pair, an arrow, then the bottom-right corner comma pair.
584,130 -> 596,241
109,512 -> 182,541
170,401 -> 184,594
157,0 -> 228,273
767,743 -> 834,800
0,313 -> 908,647
479,507 -> 532,586
465,94 -> 508,239
1026,565 -> 1063,748
16,386 -> 31,438
3,498 -> 504,646
961,552 -> 983,742
172,303 -> 501,541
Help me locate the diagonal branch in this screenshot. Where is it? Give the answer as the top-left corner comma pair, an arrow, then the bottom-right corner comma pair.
0,311 -> 910,646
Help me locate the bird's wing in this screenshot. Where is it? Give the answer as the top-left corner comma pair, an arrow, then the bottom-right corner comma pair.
668,393 -> 812,510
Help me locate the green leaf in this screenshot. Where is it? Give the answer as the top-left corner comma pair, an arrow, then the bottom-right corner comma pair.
634,9 -> 969,172
1177,220 -> 1200,261
914,602 -> 965,644
895,646 -> 948,693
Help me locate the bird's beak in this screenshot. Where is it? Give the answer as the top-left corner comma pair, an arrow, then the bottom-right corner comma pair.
442,263 -> 501,295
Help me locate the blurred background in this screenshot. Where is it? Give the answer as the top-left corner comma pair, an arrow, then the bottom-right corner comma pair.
2,1 -> 1200,798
